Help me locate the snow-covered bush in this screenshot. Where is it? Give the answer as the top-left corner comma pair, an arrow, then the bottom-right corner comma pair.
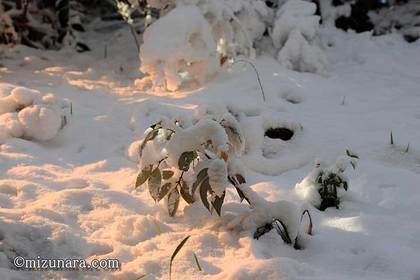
271,0 -> 329,74
134,110 -> 246,216
133,110 -> 313,248
0,86 -> 71,142
316,0 -> 352,28
0,3 -> 18,45
0,0 -> 117,50
370,1 -> 420,43
136,0 -> 329,91
295,150 -> 358,211
136,5 -> 220,92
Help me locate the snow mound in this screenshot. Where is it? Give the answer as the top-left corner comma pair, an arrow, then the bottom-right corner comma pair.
137,5 -> 219,92
295,155 -> 356,210
18,105 -> 63,141
0,85 -> 71,142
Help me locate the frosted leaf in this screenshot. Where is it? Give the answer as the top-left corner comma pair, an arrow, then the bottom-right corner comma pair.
167,187 -> 180,217
208,159 -> 228,197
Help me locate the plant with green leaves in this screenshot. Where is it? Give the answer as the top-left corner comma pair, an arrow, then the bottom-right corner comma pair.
297,150 -> 359,211
135,111 -> 248,217
135,111 -> 314,248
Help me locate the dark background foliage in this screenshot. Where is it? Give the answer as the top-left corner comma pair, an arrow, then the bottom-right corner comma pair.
0,0 -> 417,52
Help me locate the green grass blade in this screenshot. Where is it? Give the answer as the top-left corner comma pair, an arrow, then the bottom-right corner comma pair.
193,253 -> 202,272
170,235 -> 191,280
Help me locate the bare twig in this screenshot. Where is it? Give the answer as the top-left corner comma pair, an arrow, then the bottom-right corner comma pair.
232,59 -> 266,102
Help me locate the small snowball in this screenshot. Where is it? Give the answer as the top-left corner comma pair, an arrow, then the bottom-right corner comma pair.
0,95 -> 19,115
0,112 -> 23,140
18,105 -> 62,141
40,93 -> 57,105
10,87 -> 41,107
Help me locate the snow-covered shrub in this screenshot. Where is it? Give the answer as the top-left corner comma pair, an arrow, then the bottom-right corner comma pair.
136,0 -> 329,91
134,110 -> 246,216
0,0 -> 117,50
0,86 -> 71,142
0,4 -> 18,45
295,150 -> 358,211
370,1 -> 420,43
133,110 -> 313,248
271,0 -> 329,74
316,0 -> 352,28
136,5 -> 220,91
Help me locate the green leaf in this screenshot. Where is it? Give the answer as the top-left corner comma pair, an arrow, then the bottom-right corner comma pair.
221,119 -> 243,150
158,182 -> 172,201
192,168 -> 208,195
180,181 -> 195,204
169,235 -> 191,280
193,253 -> 202,272
343,181 -> 348,191
150,121 -> 162,130
148,167 -> 162,201
346,149 -> 359,159
228,174 -> 250,204
234,174 -> 246,184
162,170 -> 175,180
234,186 -> 250,204
178,151 -> 197,171
405,143 -> 410,153
199,178 -> 211,213
135,165 -> 153,188
211,192 -> 225,216
167,187 -> 180,217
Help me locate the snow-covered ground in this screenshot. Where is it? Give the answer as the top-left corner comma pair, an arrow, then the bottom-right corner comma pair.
1,26 -> 420,280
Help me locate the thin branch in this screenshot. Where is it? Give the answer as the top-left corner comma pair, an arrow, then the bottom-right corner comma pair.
232,59 -> 266,102
129,25 -> 140,53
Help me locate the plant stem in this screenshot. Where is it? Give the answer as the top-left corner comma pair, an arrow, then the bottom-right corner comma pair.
232,59 -> 266,102
129,24 -> 140,53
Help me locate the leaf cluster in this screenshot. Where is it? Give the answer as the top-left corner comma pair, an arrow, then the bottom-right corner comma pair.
135,118 -> 249,217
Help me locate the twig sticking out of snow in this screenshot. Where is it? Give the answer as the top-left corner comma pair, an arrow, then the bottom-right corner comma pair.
231,59 -> 266,102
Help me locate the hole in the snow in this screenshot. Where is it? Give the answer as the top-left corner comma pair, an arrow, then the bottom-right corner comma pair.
265,127 -> 294,140
284,97 -> 301,104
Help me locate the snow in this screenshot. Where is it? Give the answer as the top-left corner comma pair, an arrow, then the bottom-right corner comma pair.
138,5 -> 219,92
272,0 -> 329,74
0,20 -> 420,280
207,159 -> 228,197
0,86 -> 70,142
18,105 -> 62,141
